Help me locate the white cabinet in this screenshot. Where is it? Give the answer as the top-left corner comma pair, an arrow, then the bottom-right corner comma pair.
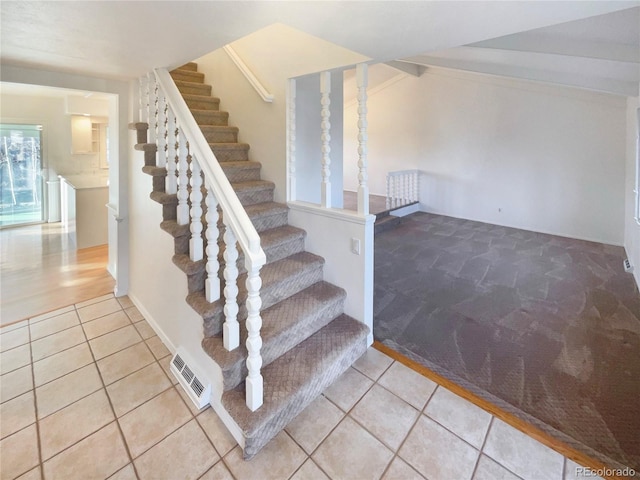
70,115 -> 94,154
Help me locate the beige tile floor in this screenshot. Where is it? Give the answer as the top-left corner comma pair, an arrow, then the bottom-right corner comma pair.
0,294 -> 604,480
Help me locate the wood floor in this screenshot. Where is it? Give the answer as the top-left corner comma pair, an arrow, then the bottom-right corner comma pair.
0,222 -> 115,326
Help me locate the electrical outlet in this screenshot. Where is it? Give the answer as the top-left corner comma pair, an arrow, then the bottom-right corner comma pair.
351,238 -> 361,255
623,258 -> 634,273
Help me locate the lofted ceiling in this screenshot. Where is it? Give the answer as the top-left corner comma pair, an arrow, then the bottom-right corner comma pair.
400,6 -> 640,96
0,1 -> 637,82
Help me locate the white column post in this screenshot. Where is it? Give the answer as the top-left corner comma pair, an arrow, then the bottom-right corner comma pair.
189,156 -> 204,261
205,187 -> 220,302
320,71 -> 332,208
223,225 -> 240,351
176,127 -> 190,225
166,107 -> 178,195
156,93 -> 167,168
245,261 -> 264,411
147,73 -> 158,145
287,78 -> 297,202
356,63 -> 369,216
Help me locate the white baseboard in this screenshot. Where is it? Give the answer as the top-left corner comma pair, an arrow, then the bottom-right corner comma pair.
390,203 -> 420,217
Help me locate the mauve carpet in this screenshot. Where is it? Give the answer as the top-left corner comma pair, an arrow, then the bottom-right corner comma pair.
374,212 -> 640,473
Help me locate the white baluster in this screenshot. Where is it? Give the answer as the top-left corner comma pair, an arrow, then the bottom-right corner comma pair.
287,79 -> 297,202
138,77 -> 146,122
245,262 -> 264,411
403,174 -> 408,204
176,127 -> 190,225
320,71 -> 332,208
356,64 -> 369,215
189,156 -> 204,261
205,186 -> 220,302
166,107 -> 178,195
413,171 -> 418,202
147,73 -> 158,145
386,174 -> 391,209
223,225 -> 240,351
156,93 -> 167,168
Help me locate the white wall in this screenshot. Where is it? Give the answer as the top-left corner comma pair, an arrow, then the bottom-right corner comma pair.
625,93 -> 640,288
344,65 -> 628,245
194,23 -> 368,204
295,72 -> 344,207
0,93 -> 105,178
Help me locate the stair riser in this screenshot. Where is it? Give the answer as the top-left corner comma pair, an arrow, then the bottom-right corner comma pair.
202,130 -> 238,143
211,147 -> 249,162
221,165 -> 261,183
251,211 -> 289,233
184,97 -> 220,111
202,263 -> 324,337
222,235 -> 306,276
236,187 -> 274,207
144,150 -> 157,167
152,176 -> 165,193
193,111 -> 229,126
221,294 -> 345,390
243,336 -> 368,459
178,63 -> 198,72
177,83 -> 212,96
136,129 -> 147,144
170,70 -> 205,83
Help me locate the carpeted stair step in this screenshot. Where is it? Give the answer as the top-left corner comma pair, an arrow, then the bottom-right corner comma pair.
221,161 -> 262,183
177,62 -> 198,72
200,125 -> 238,143
188,251 -> 325,337
202,281 -> 347,390
172,225 -> 306,293
170,69 -> 205,84
150,192 -> 178,221
142,165 -> 168,193
222,315 -> 369,459
129,122 -> 149,144
175,80 -> 212,97
134,143 -> 158,167
160,220 -> 190,255
193,109 -> 229,126
182,94 -> 220,111
210,143 -> 250,162
232,180 -> 275,206
242,202 -> 289,233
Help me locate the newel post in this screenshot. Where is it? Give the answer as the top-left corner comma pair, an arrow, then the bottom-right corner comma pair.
320,71 -> 332,208
356,63 -> 369,216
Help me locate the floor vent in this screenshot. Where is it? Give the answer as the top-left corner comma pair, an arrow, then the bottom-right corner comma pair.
170,348 -> 211,410
623,258 -> 634,273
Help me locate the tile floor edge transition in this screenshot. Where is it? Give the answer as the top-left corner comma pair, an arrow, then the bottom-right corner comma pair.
373,341 -> 631,480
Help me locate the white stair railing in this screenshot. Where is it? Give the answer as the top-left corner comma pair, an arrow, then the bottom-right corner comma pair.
140,68 -> 267,412
386,170 -> 420,209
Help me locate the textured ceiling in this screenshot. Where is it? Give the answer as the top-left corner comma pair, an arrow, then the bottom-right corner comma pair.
0,1 -> 636,81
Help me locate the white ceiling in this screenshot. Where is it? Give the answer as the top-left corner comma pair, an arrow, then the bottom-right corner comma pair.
0,1 -> 637,82
401,6 -> 640,96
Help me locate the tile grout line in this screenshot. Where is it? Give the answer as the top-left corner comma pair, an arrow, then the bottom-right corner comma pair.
26,311 -> 45,480
75,301 -> 142,480
469,416 -> 494,480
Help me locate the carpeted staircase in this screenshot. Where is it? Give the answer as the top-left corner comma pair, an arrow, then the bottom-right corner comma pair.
131,62 -> 369,459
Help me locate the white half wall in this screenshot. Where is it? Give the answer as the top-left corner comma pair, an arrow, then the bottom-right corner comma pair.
193,24 -> 368,204
625,94 -> 640,288
344,65 -> 628,245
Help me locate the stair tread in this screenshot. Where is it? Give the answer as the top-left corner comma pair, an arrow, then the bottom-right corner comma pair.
187,251 -> 324,318
172,225 -> 306,275
202,281 -> 346,374
232,180 -> 275,192
209,142 -> 250,149
244,202 -> 288,219
222,315 -> 369,436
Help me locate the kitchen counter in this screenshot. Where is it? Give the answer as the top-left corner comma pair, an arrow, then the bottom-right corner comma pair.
59,174 -> 109,249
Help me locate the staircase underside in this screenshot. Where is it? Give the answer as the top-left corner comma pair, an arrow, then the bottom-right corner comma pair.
131,62 -> 369,458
